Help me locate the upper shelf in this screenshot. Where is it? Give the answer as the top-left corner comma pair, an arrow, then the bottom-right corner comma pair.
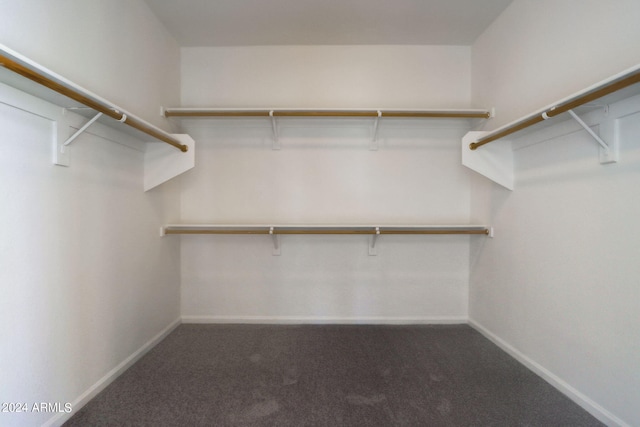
461,63 -> 640,191
165,107 -> 492,150
0,43 -> 195,191
162,224 -> 491,255
164,108 -> 492,119
0,43 -> 188,152
467,64 -> 640,150
162,224 -> 490,235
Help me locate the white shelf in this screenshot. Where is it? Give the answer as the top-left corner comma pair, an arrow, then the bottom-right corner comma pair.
163,107 -> 492,119
163,224 -> 489,233
462,63 -> 640,190
0,43 -> 194,191
164,107 -> 491,150
162,224 -> 492,256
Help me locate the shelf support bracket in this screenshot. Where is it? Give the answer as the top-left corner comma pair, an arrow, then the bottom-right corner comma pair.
370,110 -> 382,150
62,112 -> 103,148
368,227 -> 380,256
270,227 -> 281,256
269,110 -> 280,150
566,109 -> 618,164
566,109 -> 608,151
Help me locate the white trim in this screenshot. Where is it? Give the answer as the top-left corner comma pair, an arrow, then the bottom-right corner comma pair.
469,319 -> 630,427
182,315 -> 467,325
43,318 -> 182,427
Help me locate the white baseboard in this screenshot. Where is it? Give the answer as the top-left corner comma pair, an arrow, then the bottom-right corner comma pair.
468,319 -> 629,427
182,315 -> 467,325
43,317 -> 182,427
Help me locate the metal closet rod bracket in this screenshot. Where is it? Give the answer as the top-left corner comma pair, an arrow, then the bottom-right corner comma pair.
548,107 -> 618,164
564,109 -> 608,151
62,111 -> 103,149
269,110 -> 280,150
61,107 -> 127,151
369,227 -> 381,256
270,226 -> 281,255
371,110 -> 382,150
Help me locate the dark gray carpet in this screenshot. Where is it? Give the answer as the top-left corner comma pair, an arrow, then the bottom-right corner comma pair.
65,324 -> 603,426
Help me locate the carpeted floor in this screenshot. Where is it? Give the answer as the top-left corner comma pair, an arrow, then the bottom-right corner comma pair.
65,324 -> 603,426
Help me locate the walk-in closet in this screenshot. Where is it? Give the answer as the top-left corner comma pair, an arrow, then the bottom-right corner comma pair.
1,1 -> 639,426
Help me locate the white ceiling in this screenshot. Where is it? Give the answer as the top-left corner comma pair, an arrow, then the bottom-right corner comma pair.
144,0 -> 514,47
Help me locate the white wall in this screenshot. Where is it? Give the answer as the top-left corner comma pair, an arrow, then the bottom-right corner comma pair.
470,1 -> 640,425
0,86 -> 182,427
0,1 -> 182,426
0,0 -> 181,131
178,45 -> 477,322
469,97 -> 640,427
473,0 -> 640,129
181,45 -> 471,109
179,119 -> 475,322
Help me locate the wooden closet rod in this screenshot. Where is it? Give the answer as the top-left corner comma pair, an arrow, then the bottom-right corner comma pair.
0,53 -> 188,153
380,229 -> 489,235
163,226 -> 490,235
469,67 -> 640,150
164,109 -> 491,119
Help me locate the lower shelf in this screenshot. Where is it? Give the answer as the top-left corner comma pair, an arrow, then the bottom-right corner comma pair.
162,224 -> 490,235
